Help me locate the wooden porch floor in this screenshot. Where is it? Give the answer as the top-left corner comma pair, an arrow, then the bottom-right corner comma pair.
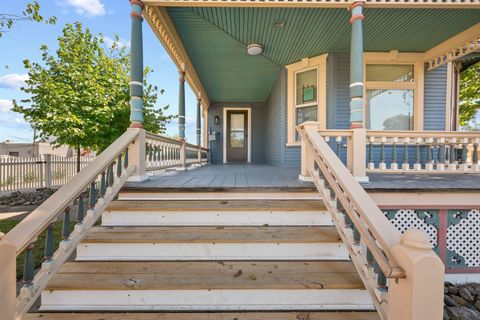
126,164 -> 311,189
125,164 -> 480,191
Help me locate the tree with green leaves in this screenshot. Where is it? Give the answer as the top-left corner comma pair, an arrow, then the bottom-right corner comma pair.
13,22 -> 172,170
459,62 -> 480,129
0,1 -> 56,38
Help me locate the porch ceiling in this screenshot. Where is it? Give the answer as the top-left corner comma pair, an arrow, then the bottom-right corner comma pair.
167,7 -> 480,103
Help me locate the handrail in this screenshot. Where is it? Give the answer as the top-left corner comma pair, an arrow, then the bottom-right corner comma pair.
4,128 -> 140,254
300,125 -> 404,279
367,130 -> 480,139
145,131 -> 183,145
298,123 -> 444,320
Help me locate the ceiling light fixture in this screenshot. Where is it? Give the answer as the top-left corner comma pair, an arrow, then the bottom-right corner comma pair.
246,44 -> 263,56
274,20 -> 285,28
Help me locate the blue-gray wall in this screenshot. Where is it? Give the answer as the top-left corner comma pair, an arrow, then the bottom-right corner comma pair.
210,53 -> 449,167
207,102 -> 265,164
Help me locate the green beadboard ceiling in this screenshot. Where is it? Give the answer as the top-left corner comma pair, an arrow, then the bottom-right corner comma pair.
167,7 -> 480,103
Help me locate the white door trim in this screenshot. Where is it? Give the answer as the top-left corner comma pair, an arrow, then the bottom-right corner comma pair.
223,107 -> 251,163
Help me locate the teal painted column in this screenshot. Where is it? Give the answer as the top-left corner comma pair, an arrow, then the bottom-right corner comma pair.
129,0 -> 144,128
196,98 -> 201,146
178,70 -> 186,139
349,0 -> 365,129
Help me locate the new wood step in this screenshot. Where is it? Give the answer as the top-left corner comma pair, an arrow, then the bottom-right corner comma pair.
102,199 -> 331,227
76,226 -> 347,261
41,261 -> 374,311
25,312 -> 380,320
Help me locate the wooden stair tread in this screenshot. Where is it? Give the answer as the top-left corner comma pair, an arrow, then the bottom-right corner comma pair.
46,261 -> 365,290
24,312 -> 380,320
106,200 -> 326,212
82,226 -> 341,243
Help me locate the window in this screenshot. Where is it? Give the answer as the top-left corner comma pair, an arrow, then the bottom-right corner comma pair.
295,69 -> 318,140
364,56 -> 422,130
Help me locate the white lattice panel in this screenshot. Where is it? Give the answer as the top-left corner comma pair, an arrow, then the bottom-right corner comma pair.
447,209 -> 480,267
385,209 -> 437,247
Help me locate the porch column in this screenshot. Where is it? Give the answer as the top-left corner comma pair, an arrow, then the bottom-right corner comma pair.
349,0 -> 364,129
349,0 -> 368,181
129,0 -> 144,128
196,98 -> 202,146
178,70 -> 186,140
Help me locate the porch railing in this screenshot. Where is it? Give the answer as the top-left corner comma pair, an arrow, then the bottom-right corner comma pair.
298,122 -> 444,320
314,125 -> 480,176
145,132 -> 208,171
366,131 -> 480,173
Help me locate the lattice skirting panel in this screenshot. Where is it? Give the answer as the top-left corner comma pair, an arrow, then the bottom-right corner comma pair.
382,208 -> 480,273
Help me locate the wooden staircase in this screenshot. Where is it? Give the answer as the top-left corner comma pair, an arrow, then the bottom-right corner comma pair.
26,188 -> 379,319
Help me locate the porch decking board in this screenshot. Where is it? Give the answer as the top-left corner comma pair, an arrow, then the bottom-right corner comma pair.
24,312 -> 381,320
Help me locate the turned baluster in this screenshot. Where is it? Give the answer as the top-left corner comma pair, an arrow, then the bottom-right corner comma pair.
403,137 -> 410,171
117,154 -> 123,178
379,137 -> 386,170
148,143 -> 153,163
153,145 -> 157,162
391,137 -> 398,170
367,137 -> 374,170
44,223 -> 55,261
62,207 -> 71,241
449,138 -> 457,171
414,137 -> 422,171
23,242 -> 35,287
88,181 -> 96,210
461,138 -> 469,172
100,170 -> 107,197
425,138 -> 434,171
438,138 -> 446,171
473,139 -> 479,172
124,148 -> 129,169
76,194 -> 85,223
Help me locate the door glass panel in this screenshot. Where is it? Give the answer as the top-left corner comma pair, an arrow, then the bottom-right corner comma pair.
366,89 -> 413,130
296,69 -> 318,105
230,113 -> 245,148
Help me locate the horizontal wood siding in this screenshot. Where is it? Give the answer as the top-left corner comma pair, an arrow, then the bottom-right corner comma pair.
265,70 -> 286,166
424,65 -> 447,130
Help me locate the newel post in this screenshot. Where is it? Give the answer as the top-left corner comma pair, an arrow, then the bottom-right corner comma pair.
299,121 -> 318,181
388,229 -> 444,320
127,128 -> 148,181
129,0 -> 145,129
0,232 -> 17,320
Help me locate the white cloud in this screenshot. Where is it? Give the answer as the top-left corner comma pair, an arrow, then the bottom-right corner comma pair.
0,74 -> 28,90
61,0 -> 106,17
104,36 -> 131,49
0,99 -> 13,113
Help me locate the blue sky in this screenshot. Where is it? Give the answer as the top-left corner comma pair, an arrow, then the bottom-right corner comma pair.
0,0 -> 200,144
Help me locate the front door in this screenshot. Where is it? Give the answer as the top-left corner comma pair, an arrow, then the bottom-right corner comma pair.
226,110 -> 248,163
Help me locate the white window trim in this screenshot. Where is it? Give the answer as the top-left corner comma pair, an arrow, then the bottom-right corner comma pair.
222,107 -> 252,164
286,54 -> 328,146
363,52 -> 425,130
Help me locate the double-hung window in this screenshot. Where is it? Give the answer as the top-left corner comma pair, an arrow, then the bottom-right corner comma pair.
295,68 -> 318,140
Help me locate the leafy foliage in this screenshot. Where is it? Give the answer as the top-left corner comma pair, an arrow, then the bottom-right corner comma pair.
459,62 -> 480,128
13,22 -> 172,153
0,1 -> 56,38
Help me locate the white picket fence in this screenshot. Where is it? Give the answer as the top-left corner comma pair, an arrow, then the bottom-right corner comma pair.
0,155 -> 95,194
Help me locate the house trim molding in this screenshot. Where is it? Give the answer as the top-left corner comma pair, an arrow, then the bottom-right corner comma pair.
286,54 -> 328,145
143,0 -> 480,8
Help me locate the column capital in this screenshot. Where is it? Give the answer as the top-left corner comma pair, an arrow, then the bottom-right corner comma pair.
179,70 -> 186,82
129,0 -> 145,9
